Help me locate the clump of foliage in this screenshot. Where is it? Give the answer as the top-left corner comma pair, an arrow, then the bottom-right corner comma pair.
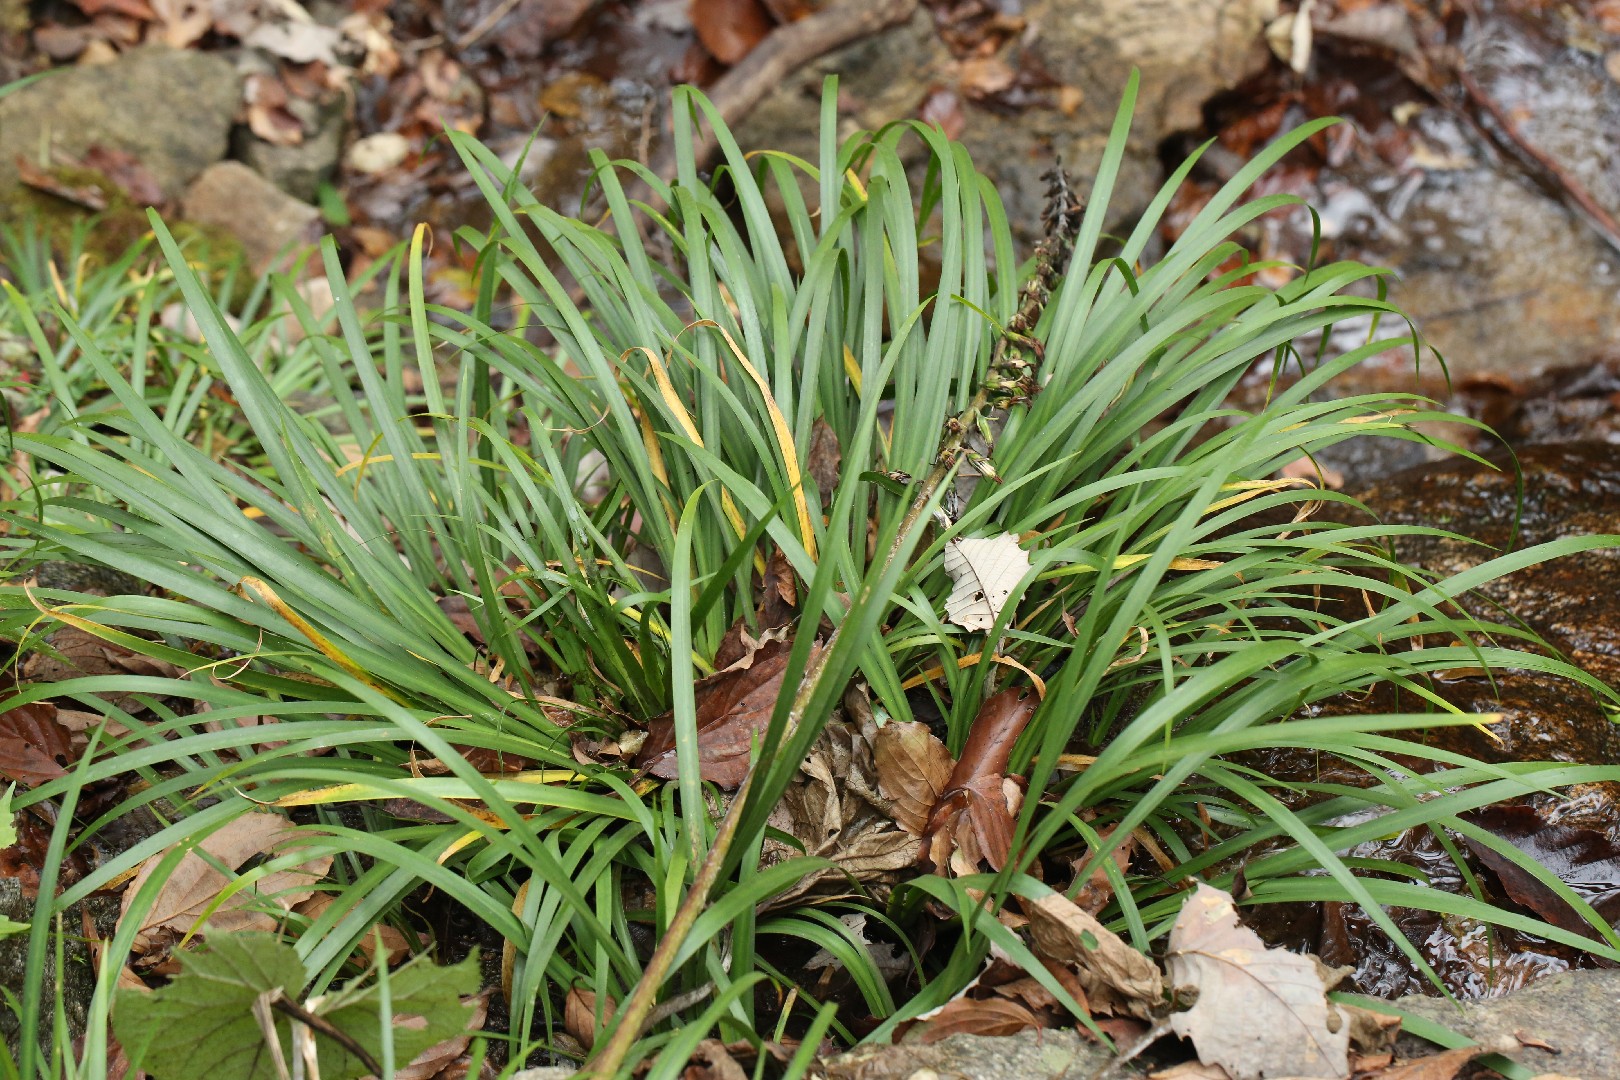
2,75 -> 1617,1078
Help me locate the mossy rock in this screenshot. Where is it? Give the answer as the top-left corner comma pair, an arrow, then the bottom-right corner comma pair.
0,164 -> 248,298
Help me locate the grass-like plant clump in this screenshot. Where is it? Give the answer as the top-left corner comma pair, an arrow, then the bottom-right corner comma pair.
2,75 -> 1617,1077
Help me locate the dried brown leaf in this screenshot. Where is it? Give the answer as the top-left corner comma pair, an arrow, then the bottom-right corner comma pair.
1024,891 -> 1162,1020
82,145 -> 163,206
807,418 -> 841,506
1072,826 -> 1135,915
1150,1064 -> 1233,1079
910,995 -> 1042,1043
685,1038 -> 749,1080
21,626 -> 183,690
564,986 -> 615,1051
636,639 -> 816,787
691,0 -> 774,64
1166,883 -> 1349,1080
959,55 -> 1018,99
15,157 -> 106,211
393,991 -> 490,1080
68,0 -> 153,19
920,689 -> 1036,873
873,721 -> 952,835
763,718 -> 921,907
293,894 -> 419,964
941,688 -> 1034,795
120,812 -> 331,955
1374,1046 -> 1488,1080
0,701 -> 75,788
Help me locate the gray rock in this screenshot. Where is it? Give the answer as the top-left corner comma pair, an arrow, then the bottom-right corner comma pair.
181,160 -> 321,275
233,89 -> 347,203
736,0 -> 1273,243
0,880 -> 118,1061
823,1029 -> 1123,1080
0,45 -> 238,201
1393,969 -> 1620,1078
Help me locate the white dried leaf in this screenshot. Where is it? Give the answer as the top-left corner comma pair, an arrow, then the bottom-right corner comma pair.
1167,883 -> 1350,1080
942,534 -> 1030,632
244,20 -> 344,64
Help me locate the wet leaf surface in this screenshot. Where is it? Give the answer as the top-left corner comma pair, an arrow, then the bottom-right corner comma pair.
1462,805 -> 1620,938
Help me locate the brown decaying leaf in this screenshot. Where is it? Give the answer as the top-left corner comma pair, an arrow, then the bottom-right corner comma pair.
806,418 -> 842,507
1023,891 -> 1163,1020
910,995 -> 1043,1043
20,626 -> 185,713
82,145 -> 164,206
15,157 -> 107,211
1373,1045 -> 1492,1080
564,986 -> 616,1051
68,0 -> 154,20
120,812 -> 331,956
1149,1063 -> 1233,1079
1072,825 -> 1135,914
918,87 -> 967,141
759,548 -> 798,630
690,0 -> 776,64
1461,805 -> 1620,938
920,689 -> 1036,874
872,721 -> 952,835
943,688 -> 1034,795
0,701 -> 75,788
761,711 -> 922,907
1166,883 -> 1350,1080
636,638 -> 819,787
685,1038 -> 749,1080
393,991 -> 490,1080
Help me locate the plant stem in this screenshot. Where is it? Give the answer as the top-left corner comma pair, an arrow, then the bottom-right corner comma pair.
270,997 -> 383,1076
585,164 -> 1082,1080
582,767 -> 759,1077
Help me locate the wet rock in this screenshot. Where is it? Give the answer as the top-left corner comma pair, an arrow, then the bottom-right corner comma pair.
1393,968 -> 1620,1078
0,881 -> 118,1060
822,1028 -> 1120,1080
181,161 -> 321,275
0,45 -> 238,202
736,0 -> 1273,242
29,561 -> 147,598
1353,442 -> 1620,690
1498,357 -> 1620,447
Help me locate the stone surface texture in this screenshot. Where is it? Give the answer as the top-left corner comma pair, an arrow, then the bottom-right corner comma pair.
1392,969 -> 1620,1078
736,0 -> 1275,245
824,1028 -> 1119,1080
0,45 -> 238,200
181,160 -> 322,274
